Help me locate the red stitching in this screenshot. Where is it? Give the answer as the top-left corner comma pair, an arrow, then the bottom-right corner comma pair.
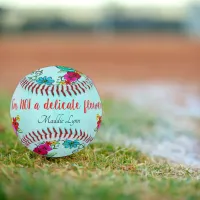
47,128 -> 52,139
77,83 -> 85,93
85,136 -> 90,143
37,130 -> 43,140
80,132 -> 85,140
21,135 -> 33,146
83,81 -> 90,89
66,85 -> 72,96
35,84 -> 42,94
73,129 -> 78,138
24,81 -> 31,90
25,135 -> 32,143
31,84 -> 37,93
68,129 -> 73,138
64,128 -> 68,138
53,127 -> 58,138
61,85 -> 66,96
59,128 -> 63,138
56,85 -> 60,96
21,137 -> 25,144
42,129 -> 48,139
29,132 -> 36,142
81,82 -> 87,90
88,81 -> 93,88
28,82 -> 34,91
74,84 -> 81,94
45,86 -> 50,96
20,78 -> 24,85
32,131 -> 39,141
88,137 -> 92,143
40,85 -> 46,95
21,79 -> 27,88
77,130 -> 82,140
19,77 -> 93,96
70,85 -> 77,96
21,78 -> 27,87
51,85 -> 55,96
21,139 -> 28,146
20,128 -> 93,147
84,134 -> 89,141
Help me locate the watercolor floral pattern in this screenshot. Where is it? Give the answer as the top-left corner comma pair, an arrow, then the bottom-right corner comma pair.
94,114 -> 102,132
64,71 -> 81,83
27,66 -> 84,86
36,76 -> 55,85
56,66 -> 75,73
33,139 -> 84,156
45,140 -> 60,149
33,143 -> 52,155
72,143 -> 85,154
33,140 -> 60,156
12,115 -> 22,135
63,140 -> 80,149
62,139 -> 85,154
56,66 -> 83,85
28,69 -> 43,81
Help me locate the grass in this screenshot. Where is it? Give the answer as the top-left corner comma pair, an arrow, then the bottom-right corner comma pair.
0,93 -> 200,200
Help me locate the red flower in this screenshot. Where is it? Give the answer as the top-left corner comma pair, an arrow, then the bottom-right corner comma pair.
39,143 -> 52,151
33,147 -> 48,155
64,72 -> 81,82
45,141 -> 52,146
97,116 -> 102,129
65,80 -> 71,85
33,143 -> 52,155
12,117 -> 19,131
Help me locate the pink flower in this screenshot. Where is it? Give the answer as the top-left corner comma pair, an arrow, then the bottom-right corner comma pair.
33,143 -> 52,155
39,143 -> 52,151
64,72 -> 81,83
33,147 -> 48,155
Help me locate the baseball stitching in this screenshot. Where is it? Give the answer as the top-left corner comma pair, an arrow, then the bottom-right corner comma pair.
20,77 -> 93,96
21,128 -> 93,147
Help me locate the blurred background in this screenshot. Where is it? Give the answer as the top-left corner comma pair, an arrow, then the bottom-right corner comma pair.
0,0 -> 200,167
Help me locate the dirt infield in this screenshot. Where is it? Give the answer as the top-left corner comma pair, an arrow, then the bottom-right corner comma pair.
0,33 -> 200,92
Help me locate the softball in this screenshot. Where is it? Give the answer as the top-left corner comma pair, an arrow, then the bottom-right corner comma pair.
10,66 -> 102,157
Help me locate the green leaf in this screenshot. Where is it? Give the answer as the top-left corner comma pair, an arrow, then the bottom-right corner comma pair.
17,128 -> 23,133
56,66 -> 75,72
46,152 -> 57,157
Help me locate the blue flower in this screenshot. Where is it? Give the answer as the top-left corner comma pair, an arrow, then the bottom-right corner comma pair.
63,140 -> 80,149
36,76 -> 55,85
